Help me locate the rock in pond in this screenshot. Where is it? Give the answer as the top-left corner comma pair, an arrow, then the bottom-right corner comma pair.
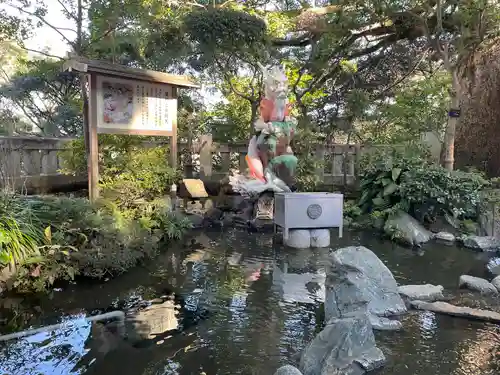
125,299 -> 181,342
203,207 -> 224,227
325,246 -> 407,331
369,316 -> 402,331
492,276 -> 500,291
410,300 -> 500,324
458,275 -> 498,295
486,257 -> 500,276
463,236 -> 500,252
383,210 -> 432,246
398,284 -> 445,302
435,232 -> 455,243
274,365 -> 303,375
299,308 -> 386,375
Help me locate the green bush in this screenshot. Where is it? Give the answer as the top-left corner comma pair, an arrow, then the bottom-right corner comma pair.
293,129 -> 324,192
358,146 -> 429,214
0,217 -> 40,265
357,146 -> 488,223
59,135 -> 181,206
0,194 -> 45,265
0,194 -> 192,293
400,166 -> 487,221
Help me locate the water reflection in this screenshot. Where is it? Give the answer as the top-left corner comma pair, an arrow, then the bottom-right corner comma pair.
419,311 -> 437,338
0,315 -> 91,375
0,229 -> 498,374
273,248 -> 327,304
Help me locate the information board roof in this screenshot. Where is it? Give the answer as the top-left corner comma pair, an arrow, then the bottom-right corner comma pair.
63,56 -> 200,89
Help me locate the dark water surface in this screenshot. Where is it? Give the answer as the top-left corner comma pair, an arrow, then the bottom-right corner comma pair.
0,229 -> 499,375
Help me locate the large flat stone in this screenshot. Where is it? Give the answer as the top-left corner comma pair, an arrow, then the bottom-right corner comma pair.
179,179 -> 209,198
125,300 -> 180,342
398,284 -> 445,302
410,300 -> 500,323
458,275 -> 498,295
435,232 -> 455,243
274,365 -> 303,375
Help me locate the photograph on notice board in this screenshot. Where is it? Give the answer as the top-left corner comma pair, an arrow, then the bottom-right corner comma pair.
102,81 -> 134,124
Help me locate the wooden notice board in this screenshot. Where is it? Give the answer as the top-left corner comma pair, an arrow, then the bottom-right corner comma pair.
63,56 -> 199,202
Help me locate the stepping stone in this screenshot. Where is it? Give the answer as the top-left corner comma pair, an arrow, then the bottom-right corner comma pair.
179,179 -> 209,198
459,275 -> 498,295
410,300 -> 500,324
398,284 -> 445,302
435,232 -> 455,243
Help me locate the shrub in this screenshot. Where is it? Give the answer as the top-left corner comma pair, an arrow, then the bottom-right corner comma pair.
0,194 -> 192,293
293,129 -> 324,192
400,166 -> 487,222
0,217 -> 40,265
0,135 -> 191,294
0,194 -> 44,265
58,135 -> 181,206
358,146 -> 428,214
357,146 -> 488,223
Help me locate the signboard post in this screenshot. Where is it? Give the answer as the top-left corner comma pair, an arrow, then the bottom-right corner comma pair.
63,57 -> 198,202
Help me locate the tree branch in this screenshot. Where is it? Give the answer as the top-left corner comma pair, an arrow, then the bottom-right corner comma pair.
214,56 -> 256,103
86,19 -> 139,47
56,0 -> 78,23
5,3 -> 76,47
375,48 -> 429,98
272,34 -> 312,47
18,46 -> 64,60
13,99 -> 44,130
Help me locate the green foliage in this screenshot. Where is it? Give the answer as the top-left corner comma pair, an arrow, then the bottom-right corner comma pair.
292,128 -> 324,192
358,163 -> 406,214
357,144 -> 428,213
0,217 -> 39,266
363,72 -> 451,144
0,193 -> 191,294
206,88 -> 254,142
59,135 -> 182,209
99,146 -> 181,207
284,62 -> 327,109
184,8 -> 267,58
13,226 -> 78,293
0,58 -> 82,136
58,138 -> 87,175
401,166 -> 487,220
358,146 -> 488,223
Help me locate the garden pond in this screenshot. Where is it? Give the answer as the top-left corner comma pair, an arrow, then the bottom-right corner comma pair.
0,229 -> 499,375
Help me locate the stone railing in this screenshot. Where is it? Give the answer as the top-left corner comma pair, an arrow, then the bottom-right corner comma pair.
0,135 -> 364,193
189,134 -> 362,187
0,136 -> 86,193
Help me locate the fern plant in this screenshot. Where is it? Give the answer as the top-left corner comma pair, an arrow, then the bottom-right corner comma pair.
0,217 -> 40,266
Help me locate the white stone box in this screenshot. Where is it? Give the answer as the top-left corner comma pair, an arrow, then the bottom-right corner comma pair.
274,192 -> 344,240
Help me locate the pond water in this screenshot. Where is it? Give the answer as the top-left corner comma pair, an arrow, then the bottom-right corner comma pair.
0,229 -> 499,375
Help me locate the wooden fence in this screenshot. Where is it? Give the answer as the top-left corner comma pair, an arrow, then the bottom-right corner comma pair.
0,135 -> 363,193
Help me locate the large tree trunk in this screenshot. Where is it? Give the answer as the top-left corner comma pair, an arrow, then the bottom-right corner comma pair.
442,70 -> 460,171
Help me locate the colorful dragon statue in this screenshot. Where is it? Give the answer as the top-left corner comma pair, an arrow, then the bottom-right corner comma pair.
230,63 -> 298,196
